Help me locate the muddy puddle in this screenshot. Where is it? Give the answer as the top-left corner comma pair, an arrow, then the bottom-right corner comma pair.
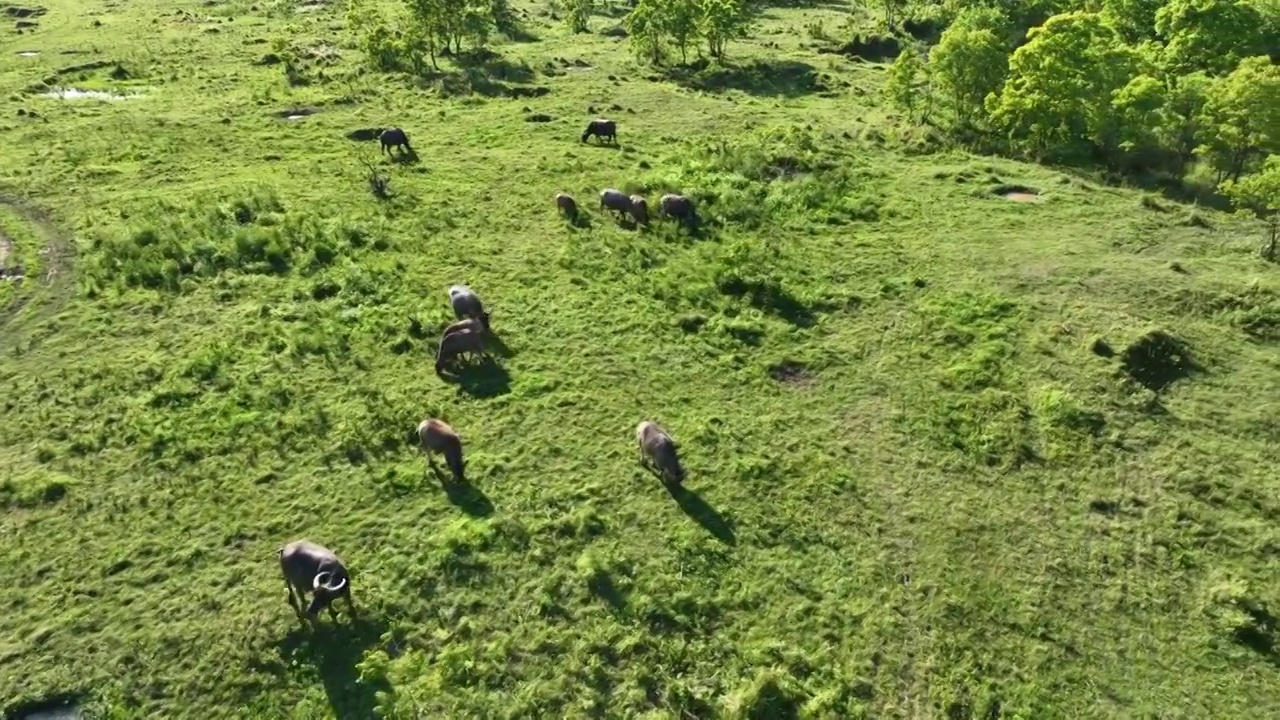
39,87 -> 138,100
993,184 -> 1042,203
9,702 -> 83,720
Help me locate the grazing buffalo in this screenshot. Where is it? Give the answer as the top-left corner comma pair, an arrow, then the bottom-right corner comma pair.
278,539 -> 357,624
380,127 -> 411,156
582,118 -> 617,145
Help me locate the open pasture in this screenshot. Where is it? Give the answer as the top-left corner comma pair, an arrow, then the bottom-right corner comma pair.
2,0 -> 1279,717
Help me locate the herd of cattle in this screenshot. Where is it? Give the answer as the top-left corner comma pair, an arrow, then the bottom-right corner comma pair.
277,118 -> 691,626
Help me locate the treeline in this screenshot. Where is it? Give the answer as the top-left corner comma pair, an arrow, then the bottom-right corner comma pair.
883,1 -> 1278,181
340,0 -> 1278,249
875,0 -> 1279,256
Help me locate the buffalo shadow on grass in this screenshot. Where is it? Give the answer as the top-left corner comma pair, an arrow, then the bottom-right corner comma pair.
438,355 -> 512,399
441,476 -> 495,517
663,58 -> 829,98
386,146 -> 420,166
665,484 -> 736,545
716,275 -> 819,327
276,616 -> 390,720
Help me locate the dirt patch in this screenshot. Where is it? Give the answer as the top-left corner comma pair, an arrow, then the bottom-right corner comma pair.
767,360 -> 814,386
993,184 -> 1041,202
295,0 -> 325,11
346,127 -> 384,141
4,5 -> 46,17
0,231 -> 10,267
39,87 -> 136,100
0,194 -> 74,337
276,106 -> 319,120
1121,330 -> 1203,392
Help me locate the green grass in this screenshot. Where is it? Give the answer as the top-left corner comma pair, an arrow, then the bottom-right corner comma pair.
2,0 -> 1280,717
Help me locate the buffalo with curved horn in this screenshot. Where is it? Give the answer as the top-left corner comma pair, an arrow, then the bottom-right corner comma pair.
278,539 -> 357,624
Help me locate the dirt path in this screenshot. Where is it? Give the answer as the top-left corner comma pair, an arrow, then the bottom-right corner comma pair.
0,194 -> 75,343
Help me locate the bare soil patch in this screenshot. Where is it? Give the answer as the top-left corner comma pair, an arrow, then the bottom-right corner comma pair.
0,194 -> 74,336
39,87 -> 135,100
993,184 -> 1042,202
276,106 -> 320,120
767,359 -> 814,386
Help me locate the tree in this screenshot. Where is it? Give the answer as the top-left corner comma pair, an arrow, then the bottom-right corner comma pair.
663,0 -> 701,63
1156,72 -> 1211,174
885,49 -> 929,122
566,0 -> 592,34
1221,154 -> 1280,260
1197,56 -> 1280,182
986,11 -> 1143,160
1110,73 -> 1170,168
929,23 -> 1008,127
1155,0 -> 1266,76
1099,0 -> 1163,42
699,0 -> 752,62
624,0 -> 667,64
404,0 -> 493,56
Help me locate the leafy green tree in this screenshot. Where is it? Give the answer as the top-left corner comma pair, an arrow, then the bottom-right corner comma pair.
885,49 -> 929,122
986,11 -> 1143,159
1197,56 -> 1280,181
566,0 -> 593,33
1110,73 -> 1169,167
405,0 -> 493,56
624,0 -> 667,64
664,0 -> 701,63
946,4 -> 1014,36
1099,0 -> 1163,41
1220,154 -> 1280,260
930,23 -> 1008,127
1158,71 -> 1212,174
700,0 -> 752,61
1155,0 -> 1266,76
942,0 -> 1071,38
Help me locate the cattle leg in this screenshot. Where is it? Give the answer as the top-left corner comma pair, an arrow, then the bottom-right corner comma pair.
284,578 -> 302,616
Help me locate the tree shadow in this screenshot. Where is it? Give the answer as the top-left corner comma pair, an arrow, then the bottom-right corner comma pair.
665,59 -> 832,98
450,47 -> 538,84
716,275 -> 818,327
440,476 -> 495,517
438,356 -> 512,398
276,616 -> 391,720
665,484 -> 736,545
416,66 -> 549,100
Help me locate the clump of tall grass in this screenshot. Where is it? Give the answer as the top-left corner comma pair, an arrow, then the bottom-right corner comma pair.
81,188 -> 384,296
639,125 -> 885,230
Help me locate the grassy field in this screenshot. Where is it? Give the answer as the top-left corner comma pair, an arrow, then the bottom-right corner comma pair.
2,0 -> 1280,717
